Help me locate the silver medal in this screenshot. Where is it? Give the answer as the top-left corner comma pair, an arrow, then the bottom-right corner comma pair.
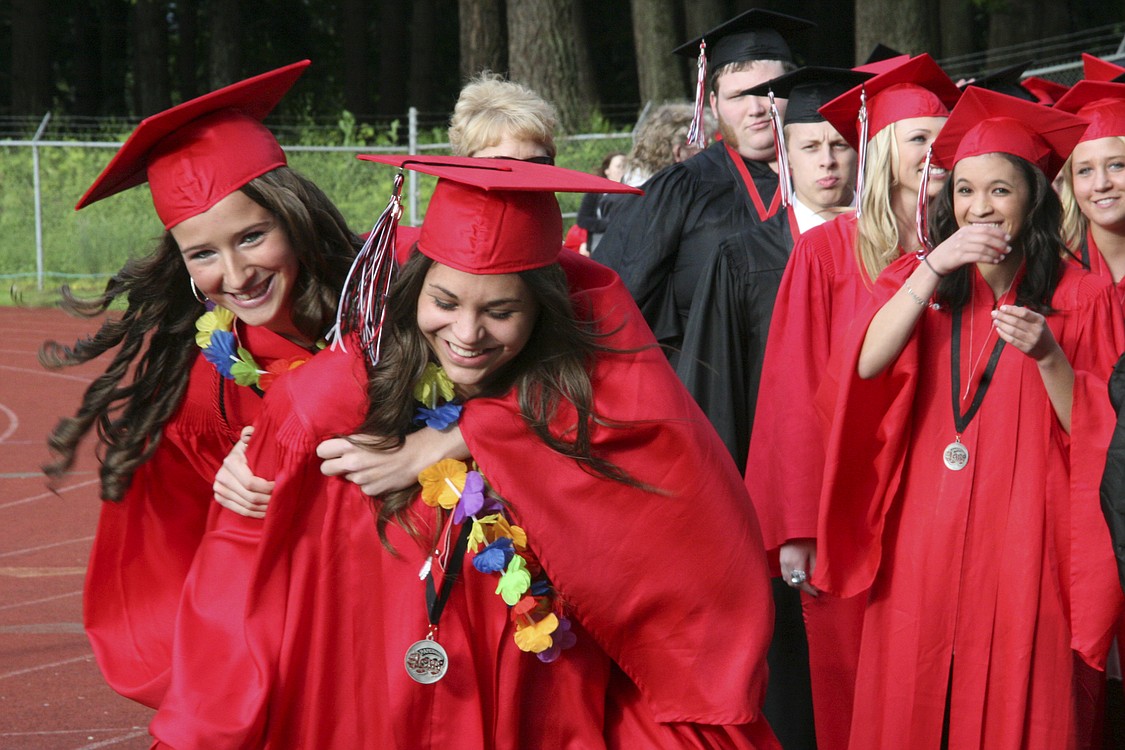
404,637 -> 448,684
943,440 -> 969,471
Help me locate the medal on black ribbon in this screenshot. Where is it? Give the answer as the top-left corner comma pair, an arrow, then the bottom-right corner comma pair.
405,521 -> 472,684
948,304 -> 1006,471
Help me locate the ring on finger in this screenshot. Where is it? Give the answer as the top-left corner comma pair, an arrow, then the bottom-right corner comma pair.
788,569 -> 808,586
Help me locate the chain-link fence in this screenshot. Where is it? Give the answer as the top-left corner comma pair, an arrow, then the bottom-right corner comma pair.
0,108 -> 632,292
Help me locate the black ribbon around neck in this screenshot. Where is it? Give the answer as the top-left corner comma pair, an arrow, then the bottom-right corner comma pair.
424,521 -> 473,629
951,305 -> 1007,435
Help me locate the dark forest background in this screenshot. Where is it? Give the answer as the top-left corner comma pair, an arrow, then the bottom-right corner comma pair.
3,0 -> 1124,134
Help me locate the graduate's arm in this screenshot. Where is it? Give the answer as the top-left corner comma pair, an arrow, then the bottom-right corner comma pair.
858,224 -> 1011,378
318,425 -> 470,497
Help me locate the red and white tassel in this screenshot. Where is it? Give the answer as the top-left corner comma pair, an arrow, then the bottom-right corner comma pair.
686,40 -> 708,148
915,147 -> 935,259
854,88 -> 869,219
331,170 -> 404,368
768,90 -> 793,208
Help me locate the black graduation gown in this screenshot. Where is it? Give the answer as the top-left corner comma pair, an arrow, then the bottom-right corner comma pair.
676,208 -> 796,473
1101,352 -> 1125,590
592,141 -> 780,358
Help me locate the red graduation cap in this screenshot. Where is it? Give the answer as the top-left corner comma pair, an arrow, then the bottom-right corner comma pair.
336,155 -> 642,366
819,54 -> 961,150
75,60 -> 310,229
930,87 -> 1088,180
1020,76 -> 1070,106
1083,53 -> 1125,82
358,155 -> 642,274
1054,80 -> 1125,142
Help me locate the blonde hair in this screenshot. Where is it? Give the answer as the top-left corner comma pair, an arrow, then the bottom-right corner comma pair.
626,102 -> 711,183
447,72 -> 558,158
708,59 -> 796,94
855,123 -> 902,282
1057,154 -> 1087,253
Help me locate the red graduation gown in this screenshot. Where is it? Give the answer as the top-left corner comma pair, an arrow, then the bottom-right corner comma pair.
1080,230 -> 1125,307
83,323 -> 311,708
817,258 -> 1125,749
149,252 -> 779,749
741,212 -> 872,749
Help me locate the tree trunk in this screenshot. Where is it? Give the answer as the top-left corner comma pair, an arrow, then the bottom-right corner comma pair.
132,0 -> 171,115
681,0 -> 723,40
938,0 -> 973,61
70,0 -> 102,116
207,0 -> 241,88
631,0 -> 685,105
409,0 -> 440,115
459,0 -> 506,79
11,0 -> 52,114
855,0 -> 936,62
173,0 -> 202,102
508,0 -> 597,132
987,0 -> 1069,67
97,0 -> 130,115
340,0 -> 371,117
376,0 -> 411,117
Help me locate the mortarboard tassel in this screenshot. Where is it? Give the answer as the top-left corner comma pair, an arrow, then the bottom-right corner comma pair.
686,40 -> 708,148
768,89 -> 793,208
331,170 -> 404,368
854,87 -> 869,219
915,146 -> 935,258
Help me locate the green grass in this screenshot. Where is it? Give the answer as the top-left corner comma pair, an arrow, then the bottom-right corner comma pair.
1,134 -> 631,306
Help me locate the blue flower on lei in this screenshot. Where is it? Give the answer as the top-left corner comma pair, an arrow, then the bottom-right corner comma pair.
472,536 -> 515,574
202,329 -> 238,379
414,401 -> 463,430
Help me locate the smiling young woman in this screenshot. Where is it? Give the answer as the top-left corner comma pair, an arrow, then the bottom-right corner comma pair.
820,86 -> 1123,749
38,61 -> 360,709
1056,80 -> 1125,304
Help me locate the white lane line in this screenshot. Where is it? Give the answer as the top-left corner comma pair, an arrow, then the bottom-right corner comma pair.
0,403 -> 16,442
0,364 -> 94,383
76,730 -> 153,748
0,566 -> 86,577
0,478 -> 100,510
0,590 -> 80,611
0,536 -> 94,559
0,654 -> 90,681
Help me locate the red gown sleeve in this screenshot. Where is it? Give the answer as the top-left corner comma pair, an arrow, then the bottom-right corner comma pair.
745,220 -> 844,552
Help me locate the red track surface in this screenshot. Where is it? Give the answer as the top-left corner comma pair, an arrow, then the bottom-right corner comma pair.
1,307 -> 152,749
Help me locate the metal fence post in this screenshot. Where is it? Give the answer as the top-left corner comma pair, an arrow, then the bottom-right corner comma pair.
32,112 -> 51,290
408,107 -> 418,226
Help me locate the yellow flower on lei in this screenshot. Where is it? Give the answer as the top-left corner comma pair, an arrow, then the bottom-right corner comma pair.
490,516 -> 527,549
194,306 -> 235,348
514,613 -> 559,654
413,362 -> 456,408
468,513 -> 501,553
417,458 -> 467,510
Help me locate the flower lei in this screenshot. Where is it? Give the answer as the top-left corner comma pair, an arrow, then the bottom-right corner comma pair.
195,304 -> 322,392
413,365 -> 576,662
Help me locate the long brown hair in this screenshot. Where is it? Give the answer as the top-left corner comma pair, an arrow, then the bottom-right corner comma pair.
41,167 -> 360,500
356,251 -> 643,549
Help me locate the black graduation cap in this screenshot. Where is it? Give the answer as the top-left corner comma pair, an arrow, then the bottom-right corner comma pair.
672,9 -> 814,70
863,43 -> 905,66
744,66 -> 874,125
963,60 -> 1038,102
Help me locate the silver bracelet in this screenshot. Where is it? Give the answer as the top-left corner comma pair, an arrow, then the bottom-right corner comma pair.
904,282 -> 926,306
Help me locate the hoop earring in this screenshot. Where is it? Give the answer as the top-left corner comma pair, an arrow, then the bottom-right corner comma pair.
190,278 -> 208,304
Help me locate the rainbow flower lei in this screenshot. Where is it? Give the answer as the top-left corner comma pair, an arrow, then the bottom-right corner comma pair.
413,365 -> 575,662
194,304 -> 321,392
